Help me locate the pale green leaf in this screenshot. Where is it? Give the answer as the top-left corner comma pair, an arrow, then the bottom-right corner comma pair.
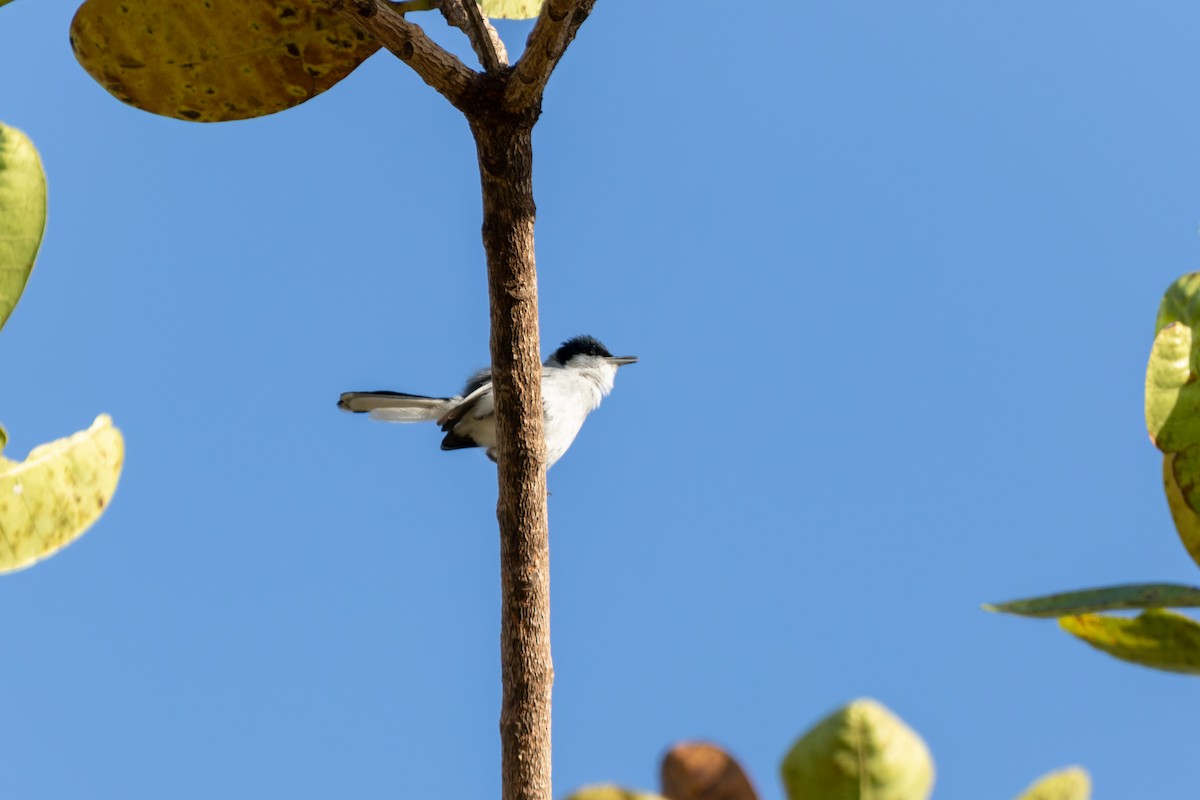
1014,767 -> 1091,800
1145,322 -> 1200,451
1149,277 -> 1200,563
1060,609 -> 1200,675
0,415 -> 124,573
780,699 -> 934,800
985,582 -> 1200,618
0,122 -> 46,332
479,0 -> 541,19
1146,274 -> 1200,451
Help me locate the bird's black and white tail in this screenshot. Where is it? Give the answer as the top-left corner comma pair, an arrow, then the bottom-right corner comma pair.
337,391 -> 455,422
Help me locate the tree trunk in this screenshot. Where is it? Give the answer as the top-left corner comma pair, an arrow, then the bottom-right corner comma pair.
470,101 -> 553,800
327,4 -> 597,798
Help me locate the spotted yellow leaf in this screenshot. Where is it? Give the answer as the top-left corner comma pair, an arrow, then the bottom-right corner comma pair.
0,415 -> 123,573
71,0 -> 379,122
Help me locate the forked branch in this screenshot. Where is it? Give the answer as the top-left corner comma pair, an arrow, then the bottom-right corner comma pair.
328,0 -> 477,109
340,0 -> 594,113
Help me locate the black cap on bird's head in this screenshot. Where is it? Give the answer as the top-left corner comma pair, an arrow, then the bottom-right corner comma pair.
551,335 -> 638,367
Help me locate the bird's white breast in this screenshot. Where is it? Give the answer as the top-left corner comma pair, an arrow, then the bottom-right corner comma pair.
541,361 -> 615,465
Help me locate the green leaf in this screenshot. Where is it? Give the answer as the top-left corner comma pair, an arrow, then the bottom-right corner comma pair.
565,786 -> 667,800
1145,322 -> 1200,451
1014,767 -> 1091,800
71,0 -> 380,123
1145,274 -> 1200,451
780,699 -> 934,800
1162,453 -> 1200,569
0,123 -> 47,333
0,423 -> 6,454
1149,277 -> 1200,563
0,415 -> 124,573
479,0 -> 541,19
985,582 -> 1200,618
0,0 -> 17,9
1156,272 -> 1200,335
1167,443 -> 1200,515
1060,609 -> 1200,675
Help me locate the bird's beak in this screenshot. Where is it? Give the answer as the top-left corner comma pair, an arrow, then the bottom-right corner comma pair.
608,355 -> 638,366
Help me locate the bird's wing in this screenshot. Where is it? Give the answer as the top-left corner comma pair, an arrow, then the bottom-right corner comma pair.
462,368 -> 492,396
338,391 -> 456,422
438,378 -> 494,429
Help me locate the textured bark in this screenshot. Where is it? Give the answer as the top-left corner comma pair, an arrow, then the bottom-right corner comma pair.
439,0 -> 508,73
469,93 -> 551,800
506,0 -> 597,111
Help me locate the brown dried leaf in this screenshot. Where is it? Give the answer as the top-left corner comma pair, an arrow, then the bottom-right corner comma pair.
71,0 -> 379,122
661,742 -> 758,800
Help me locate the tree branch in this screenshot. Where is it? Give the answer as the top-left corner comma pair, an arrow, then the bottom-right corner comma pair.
328,0 -> 477,110
328,4 -> 600,797
469,114 -> 553,800
440,0 -> 509,74
504,0 -> 596,112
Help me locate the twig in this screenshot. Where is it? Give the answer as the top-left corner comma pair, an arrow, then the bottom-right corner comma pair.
328,0 -> 478,110
504,0 -> 596,111
440,0 -> 509,74
545,0 -> 594,80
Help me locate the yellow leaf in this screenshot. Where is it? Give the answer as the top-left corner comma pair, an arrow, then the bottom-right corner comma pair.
1014,766 -> 1091,800
0,122 -> 46,332
565,786 -> 666,800
480,0 -> 542,19
0,415 -> 124,573
71,0 -> 379,122
1060,609 -> 1200,675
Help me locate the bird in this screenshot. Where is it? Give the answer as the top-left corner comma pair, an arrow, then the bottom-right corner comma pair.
338,335 -> 637,467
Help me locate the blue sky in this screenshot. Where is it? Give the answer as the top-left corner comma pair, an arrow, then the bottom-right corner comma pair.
4,0 -> 1200,797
